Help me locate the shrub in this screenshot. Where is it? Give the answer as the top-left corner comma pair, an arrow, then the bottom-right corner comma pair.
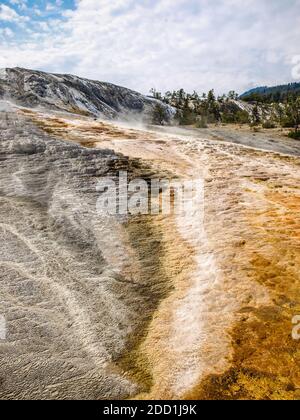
236,110 -> 250,124
195,116 -> 208,128
262,121 -> 276,129
288,130 -> 300,140
179,111 -> 197,125
221,112 -> 236,124
281,118 -> 295,128
152,103 -> 169,125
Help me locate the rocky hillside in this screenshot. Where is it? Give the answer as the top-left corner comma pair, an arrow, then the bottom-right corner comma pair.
0,67 -> 174,122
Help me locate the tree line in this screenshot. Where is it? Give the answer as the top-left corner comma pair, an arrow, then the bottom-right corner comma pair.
241,82 -> 300,103
151,87 -> 300,139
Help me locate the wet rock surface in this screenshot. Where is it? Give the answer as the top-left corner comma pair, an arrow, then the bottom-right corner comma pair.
0,106 -> 299,400
0,111 -> 169,399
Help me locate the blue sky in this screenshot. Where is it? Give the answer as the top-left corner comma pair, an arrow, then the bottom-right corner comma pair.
0,0 -> 300,94
0,1 -> 75,22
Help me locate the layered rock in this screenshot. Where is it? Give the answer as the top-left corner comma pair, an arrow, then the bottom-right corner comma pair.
0,67 -> 174,122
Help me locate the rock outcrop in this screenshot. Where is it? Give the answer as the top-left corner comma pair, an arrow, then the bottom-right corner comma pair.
0,67 -> 174,122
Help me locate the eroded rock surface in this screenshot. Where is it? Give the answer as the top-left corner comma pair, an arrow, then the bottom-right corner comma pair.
0,110 -> 170,399
0,68 -> 174,122
0,106 -> 299,400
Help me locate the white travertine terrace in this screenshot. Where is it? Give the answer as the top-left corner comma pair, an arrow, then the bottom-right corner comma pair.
0,100 -> 299,400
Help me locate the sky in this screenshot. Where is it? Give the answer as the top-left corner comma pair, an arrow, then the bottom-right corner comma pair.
0,0 -> 299,95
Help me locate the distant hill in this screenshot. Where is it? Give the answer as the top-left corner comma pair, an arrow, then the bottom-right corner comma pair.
240,82 -> 300,102
0,67 -> 174,122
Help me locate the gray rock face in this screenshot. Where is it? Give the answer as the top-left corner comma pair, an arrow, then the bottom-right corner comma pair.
0,110 -> 163,399
0,67 -> 174,122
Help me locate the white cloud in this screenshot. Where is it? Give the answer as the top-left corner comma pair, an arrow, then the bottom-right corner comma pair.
0,27 -> 14,38
0,4 -> 28,23
38,21 -> 50,31
9,0 -> 27,11
0,4 -> 21,21
0,0 -> 300,94
33,7 -> 43,17
46,3 -> 56,12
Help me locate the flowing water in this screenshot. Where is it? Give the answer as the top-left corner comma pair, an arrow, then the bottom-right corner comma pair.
1,108 -> 299,399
